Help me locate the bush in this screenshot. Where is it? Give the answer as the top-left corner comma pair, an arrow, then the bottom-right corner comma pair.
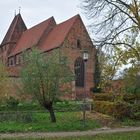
93,92 -> 140,103
93,93 -> 115,102
129,103 -> 140,120
123,93 -> 140,103
93,101 -> 130,119
6,97 -> 19,108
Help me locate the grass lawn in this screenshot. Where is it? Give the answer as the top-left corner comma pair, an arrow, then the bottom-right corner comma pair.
0,112 -> 101,132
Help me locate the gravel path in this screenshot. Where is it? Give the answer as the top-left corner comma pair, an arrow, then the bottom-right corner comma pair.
0,127 -> 140,139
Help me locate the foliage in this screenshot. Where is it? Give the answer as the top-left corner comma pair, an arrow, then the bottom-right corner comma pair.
129,103 -> 140,120
94,49 -> 123,90
82,0 -> 140,59
93,92 -> 140,120
123,93 -> 140,103
21,48 -> 73,122
122,64 -> 140,94
93,92 -> 140,103
93,93 -> 115,102
5,96 -> 19,108
0,61 -> 10,101
0,101 -> 84,112
93,49 -> 101,92
93,101 -> 130,119
82,0 -> 140,89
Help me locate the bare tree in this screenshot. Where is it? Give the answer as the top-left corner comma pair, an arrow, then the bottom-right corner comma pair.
82,0 -> 140,60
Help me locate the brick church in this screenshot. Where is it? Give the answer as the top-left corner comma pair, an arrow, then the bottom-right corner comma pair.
0,13 -> 96,99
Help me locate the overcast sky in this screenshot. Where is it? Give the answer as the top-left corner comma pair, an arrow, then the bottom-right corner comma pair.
0,0 -> 88,43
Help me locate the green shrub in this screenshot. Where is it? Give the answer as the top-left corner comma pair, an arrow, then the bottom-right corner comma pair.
93,101 -> 130,119
6,97 -> 19,108
129,103 -> 140,120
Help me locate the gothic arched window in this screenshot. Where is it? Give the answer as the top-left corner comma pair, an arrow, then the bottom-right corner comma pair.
74,57 -> 84,87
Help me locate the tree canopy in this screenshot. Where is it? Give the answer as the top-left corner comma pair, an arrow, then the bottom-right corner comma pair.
21,49 -> 73,122
82,0 -> 140,61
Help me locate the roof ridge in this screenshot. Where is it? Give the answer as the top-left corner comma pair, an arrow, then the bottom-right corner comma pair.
58,14 -> 80,46
27,16 -> 54,31
1,14 -> 27,46
37,17 -> 56,47
8,14 -> 19,42
57,14 -> 79,26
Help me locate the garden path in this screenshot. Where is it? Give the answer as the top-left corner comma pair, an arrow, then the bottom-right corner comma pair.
0,126 -> 140,138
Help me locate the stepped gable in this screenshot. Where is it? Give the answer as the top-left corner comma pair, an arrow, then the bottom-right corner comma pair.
9,17 -> 56,56
1,13 -> 27,47
40,14 -> 80,52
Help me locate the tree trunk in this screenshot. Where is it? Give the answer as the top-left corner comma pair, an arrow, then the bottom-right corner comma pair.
48,105 -> 56,123
44,102 -> 56,123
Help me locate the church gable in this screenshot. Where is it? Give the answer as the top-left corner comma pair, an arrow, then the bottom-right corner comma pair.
40,14 -> 79,52
1,14 -> 95,99
1,13 -> 27,48
9,17 -> 56,57
60,15 -> 95,96
0,14 -> 27,64
63,14 -> 94,50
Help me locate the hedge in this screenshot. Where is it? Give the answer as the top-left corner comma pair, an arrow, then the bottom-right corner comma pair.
93,101 -> 130,119
129,103 -> 140,120
123,93 -> 140,103
93,93 -> 115,102
93,93 -> 140,103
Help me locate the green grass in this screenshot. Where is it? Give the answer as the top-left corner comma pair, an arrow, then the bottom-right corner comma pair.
0,101 -> 82,112
0,131 -> 140,140
121,118 -> 140,126
0,112 -> 101,132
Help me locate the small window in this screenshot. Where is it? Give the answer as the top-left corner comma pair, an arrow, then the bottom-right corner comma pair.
77,39 -> 81,49
9,59 -> 14,66
18,56 -> 21,64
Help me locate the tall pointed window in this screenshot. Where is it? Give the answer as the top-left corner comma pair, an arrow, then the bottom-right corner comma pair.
77,39 -> 81,49
74,57 -> 84,87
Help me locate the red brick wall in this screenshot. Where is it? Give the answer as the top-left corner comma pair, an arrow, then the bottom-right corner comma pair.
60,17 -> 96,99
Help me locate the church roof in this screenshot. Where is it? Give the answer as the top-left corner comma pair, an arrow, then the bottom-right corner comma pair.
1,14 -> 27,47
40,14 -> 79,52
10,16 -> 56,56
9,14 -> 80,56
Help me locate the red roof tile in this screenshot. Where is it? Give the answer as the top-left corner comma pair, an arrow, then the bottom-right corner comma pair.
10,17 -> 56,56
9,14 -> 80,56
40,14 -> 79,52
1,14 -> 27,46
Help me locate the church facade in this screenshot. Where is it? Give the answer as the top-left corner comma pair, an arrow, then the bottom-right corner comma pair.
0,14 -> 96,99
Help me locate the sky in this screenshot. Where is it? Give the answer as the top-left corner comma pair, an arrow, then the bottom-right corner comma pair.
0,0 -> 88,43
